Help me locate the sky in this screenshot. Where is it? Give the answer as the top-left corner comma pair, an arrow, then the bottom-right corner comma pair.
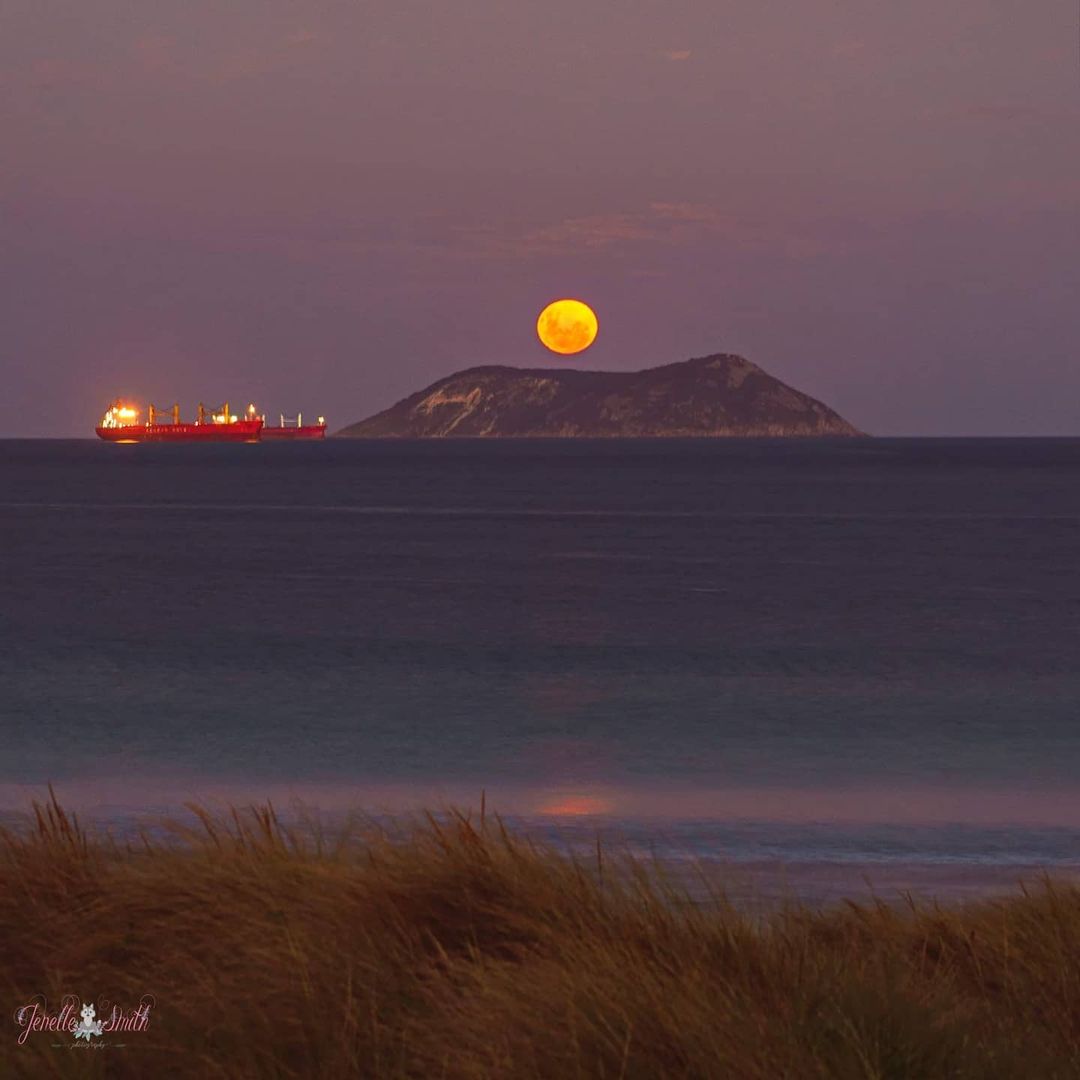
3,0 -> 1078,437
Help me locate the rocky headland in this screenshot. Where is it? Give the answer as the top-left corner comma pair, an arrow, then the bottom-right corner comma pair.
336,353 -> 862,437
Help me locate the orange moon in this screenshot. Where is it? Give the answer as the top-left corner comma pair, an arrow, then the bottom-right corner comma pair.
536,298 -> 599,355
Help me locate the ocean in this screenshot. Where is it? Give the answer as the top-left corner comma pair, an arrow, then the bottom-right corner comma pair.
2,437 -> 1079,904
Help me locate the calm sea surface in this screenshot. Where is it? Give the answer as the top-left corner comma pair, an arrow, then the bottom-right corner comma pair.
3,437 -> 1079,900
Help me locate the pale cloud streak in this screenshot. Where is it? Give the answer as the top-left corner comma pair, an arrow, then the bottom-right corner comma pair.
830,39 -> 867,58
126,27 -> 322,83
450,202 -> 851,261
212,29 -> 321,82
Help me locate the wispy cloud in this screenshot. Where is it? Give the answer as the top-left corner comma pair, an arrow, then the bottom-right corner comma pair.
211,29 -> 321,82
129,28 -> 322,83
6,26 -> 324,97
133,35 -> 177,74
922,102 -> 1057,125
448,202 -> 848,261
662,49 -> 692,62
963,104 -> 1049,122
1,56 -> 117,130
470,214 -> 659,256
830,39 -> 867,59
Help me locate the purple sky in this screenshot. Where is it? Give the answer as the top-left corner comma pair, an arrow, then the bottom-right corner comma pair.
4,0 -> 1078,436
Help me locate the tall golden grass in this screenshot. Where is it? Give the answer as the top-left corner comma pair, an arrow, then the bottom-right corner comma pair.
2,793 -> 1079,1078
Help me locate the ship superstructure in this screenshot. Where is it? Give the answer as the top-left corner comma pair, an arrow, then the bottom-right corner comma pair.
95,401 -> 263,442
259,412 -> 328,440
95,401 -> 327,442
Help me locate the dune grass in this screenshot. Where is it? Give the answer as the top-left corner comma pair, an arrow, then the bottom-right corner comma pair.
2,795 -> 1080,1078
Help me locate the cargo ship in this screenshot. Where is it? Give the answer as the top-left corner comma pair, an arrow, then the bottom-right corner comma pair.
259,413 -> 328,440
96,402 -> 263,442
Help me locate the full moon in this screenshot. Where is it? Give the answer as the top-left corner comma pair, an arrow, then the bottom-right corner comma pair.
536,298 -> 599,355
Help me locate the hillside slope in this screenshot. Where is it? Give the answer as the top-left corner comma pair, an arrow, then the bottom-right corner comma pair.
336,353 -> 862,437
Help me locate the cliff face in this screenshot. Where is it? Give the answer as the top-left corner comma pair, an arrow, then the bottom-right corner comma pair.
336,353 -> 862,438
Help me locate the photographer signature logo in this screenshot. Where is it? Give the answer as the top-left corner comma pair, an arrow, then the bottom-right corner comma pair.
73,1003 -> 104,1041
14,994 -> 153,1048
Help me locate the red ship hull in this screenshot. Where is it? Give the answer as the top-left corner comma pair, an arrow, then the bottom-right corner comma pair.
259,424 -> 328,440
96,420 -> 264,443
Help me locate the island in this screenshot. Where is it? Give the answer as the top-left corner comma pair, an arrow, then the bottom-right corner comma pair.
335,353 -> 862,437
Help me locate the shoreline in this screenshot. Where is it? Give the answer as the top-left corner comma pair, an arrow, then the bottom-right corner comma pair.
3,793 -> 1079,911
